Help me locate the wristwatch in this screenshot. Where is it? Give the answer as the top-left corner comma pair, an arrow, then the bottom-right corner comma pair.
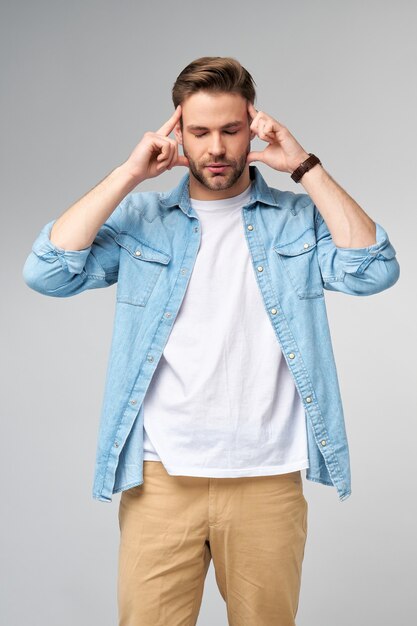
291,153 -> 322,183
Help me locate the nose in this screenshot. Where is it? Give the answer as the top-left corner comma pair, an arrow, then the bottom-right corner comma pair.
208,133 -> 226,157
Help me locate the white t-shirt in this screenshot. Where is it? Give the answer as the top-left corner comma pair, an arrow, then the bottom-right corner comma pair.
142,182 -> 309,477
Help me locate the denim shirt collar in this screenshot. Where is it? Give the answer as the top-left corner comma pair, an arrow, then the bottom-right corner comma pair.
160,165 -> 281,217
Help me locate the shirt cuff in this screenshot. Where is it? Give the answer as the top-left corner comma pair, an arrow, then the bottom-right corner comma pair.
31,219 -> 93,274
334,222 -> 397,274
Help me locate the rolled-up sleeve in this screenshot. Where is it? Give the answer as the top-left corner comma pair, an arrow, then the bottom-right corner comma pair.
314,208 -> 400,296
22,198 -> 127,297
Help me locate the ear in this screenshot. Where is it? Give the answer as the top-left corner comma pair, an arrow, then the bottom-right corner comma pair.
174,123 -> 183,145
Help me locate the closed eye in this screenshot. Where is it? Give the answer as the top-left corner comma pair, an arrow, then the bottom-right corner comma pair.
194,131 -> 238,138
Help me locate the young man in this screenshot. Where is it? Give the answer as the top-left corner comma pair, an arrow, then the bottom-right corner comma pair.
23,56 -> 400,625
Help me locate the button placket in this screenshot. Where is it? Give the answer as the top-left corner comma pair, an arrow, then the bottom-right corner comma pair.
237,205 -> 346,497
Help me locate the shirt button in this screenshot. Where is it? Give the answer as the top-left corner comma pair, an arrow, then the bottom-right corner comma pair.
147,355 -> 154,362
321,439 -> 326,446
247,224 -> 254,231
135,250 -> 142,256
303,243 -> 309,249
181,268 -> 187,275
165,312 -> 171,318
289,352 -> 295,359
114,441 -> 119,448
194,226 -> 199,232
257,266 -> 263,272
271,308 -> 278,315
306,396 -> 312,403
130,399 -> 137,405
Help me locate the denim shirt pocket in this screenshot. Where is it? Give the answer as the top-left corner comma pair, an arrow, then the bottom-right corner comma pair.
115,231 -> 171,306
273,227 -> 324,299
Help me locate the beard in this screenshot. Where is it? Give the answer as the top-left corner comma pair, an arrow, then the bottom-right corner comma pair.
183,142 -> 250,191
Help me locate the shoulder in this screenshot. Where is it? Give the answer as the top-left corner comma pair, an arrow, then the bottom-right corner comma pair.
115,189 -> 166,227
268,184 -> 315,218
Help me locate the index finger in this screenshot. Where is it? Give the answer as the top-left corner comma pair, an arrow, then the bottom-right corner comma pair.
247,101 -> 258,120
156,105 -> 182,136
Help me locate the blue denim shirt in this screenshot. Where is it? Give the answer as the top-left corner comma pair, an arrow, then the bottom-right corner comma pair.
22,165 -> 400,502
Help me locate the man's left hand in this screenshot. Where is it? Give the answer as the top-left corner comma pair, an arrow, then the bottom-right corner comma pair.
247,101 -> 310,174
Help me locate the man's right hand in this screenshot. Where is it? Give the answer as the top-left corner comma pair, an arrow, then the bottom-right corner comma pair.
124,105 -> 189,184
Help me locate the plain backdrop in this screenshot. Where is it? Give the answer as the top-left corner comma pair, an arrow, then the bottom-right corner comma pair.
1,1 -> 416,624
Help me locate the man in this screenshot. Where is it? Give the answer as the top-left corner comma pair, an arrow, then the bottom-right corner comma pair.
23,56 -> 400,625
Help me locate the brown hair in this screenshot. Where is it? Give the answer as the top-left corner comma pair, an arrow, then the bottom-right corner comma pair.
172,56 -> 257,128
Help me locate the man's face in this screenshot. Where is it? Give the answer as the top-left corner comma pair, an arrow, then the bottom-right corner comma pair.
174,91 -> 255,193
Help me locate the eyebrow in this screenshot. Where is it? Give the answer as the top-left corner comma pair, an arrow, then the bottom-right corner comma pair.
186,121 -> 243,131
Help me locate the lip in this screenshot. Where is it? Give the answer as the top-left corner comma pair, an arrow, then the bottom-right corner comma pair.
206,165 -> 230,173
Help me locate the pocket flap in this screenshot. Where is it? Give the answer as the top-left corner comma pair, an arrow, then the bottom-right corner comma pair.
273,229 -> 317,257
115,232 -> 171,265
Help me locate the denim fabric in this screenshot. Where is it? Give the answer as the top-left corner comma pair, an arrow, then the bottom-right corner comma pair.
22,165 -> 400,502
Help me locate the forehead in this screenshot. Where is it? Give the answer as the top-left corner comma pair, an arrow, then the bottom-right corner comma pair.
182,91 -> 247,129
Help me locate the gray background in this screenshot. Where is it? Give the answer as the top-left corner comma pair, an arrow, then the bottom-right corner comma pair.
2,0 -> 415,624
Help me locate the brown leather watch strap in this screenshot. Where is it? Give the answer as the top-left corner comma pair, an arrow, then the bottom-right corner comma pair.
291,153 -> 322,183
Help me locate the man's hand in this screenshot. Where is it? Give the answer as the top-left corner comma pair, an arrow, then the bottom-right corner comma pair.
124,105 -> 189,183
246,102 -> 309,174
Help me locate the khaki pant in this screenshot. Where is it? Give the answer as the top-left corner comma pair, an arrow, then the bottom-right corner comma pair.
118,460 -> 308,626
